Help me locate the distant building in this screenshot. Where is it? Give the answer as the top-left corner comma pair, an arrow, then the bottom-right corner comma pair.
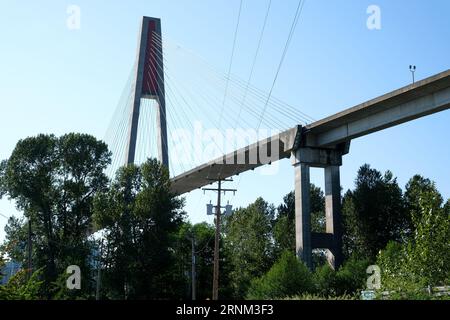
0,261 -> 21,285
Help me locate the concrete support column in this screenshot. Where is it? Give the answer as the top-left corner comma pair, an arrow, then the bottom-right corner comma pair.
294,163 -> 312,269
325,166 -> 343,269
292,147 -> 345,270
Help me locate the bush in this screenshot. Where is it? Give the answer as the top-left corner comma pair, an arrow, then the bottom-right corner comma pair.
0,268 -> 44,300
376,241 -> 413,292
246,251 -> 314,300
313,256 -> 369,297
334,256 -> 370,296
285,293 -> 356,300
313,264 -> 337,296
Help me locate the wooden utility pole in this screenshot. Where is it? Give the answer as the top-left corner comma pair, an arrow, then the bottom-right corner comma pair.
27,217 -> 32,280
212,179 -> 221,300
96,239 -> 104,300
203,178 -> 236,300
191,235 -> 196,300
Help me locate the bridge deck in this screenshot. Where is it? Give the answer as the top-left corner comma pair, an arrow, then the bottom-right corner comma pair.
306,69 -> 450,146
170,69 -> 450,195
170,128 -> 298,195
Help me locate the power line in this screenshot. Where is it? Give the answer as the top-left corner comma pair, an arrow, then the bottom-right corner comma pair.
0,212 -> 11,220
235,0 -> 272,129
218,0 -> 244,128
257,0 -> 307,130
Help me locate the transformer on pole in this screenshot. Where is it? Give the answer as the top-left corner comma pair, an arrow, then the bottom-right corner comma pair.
203,179 -> 237,300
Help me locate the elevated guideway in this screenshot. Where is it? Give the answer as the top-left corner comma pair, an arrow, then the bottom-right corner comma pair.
171,69 -> 450,195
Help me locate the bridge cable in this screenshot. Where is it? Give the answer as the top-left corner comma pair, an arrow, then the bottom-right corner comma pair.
153,35 -> 284,182
150,33 -> 312,181
152,36 -> 241,166
107,86 -> 134,178
146,41 -> 196,175
235,0 -> 272,130
104,67 -> 135,177
152,32 -> 314,127
149,39 -> 205,174
218,0 -> 244,129
152,35 -> 272,181
256,0 -> 307,130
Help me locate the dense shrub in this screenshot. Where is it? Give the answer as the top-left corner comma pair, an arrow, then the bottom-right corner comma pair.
313,255 -> 369,297
333,256 -> 370,296
285,293 -> 356,300
0,268 -> 44,300
246,251 -> 314,300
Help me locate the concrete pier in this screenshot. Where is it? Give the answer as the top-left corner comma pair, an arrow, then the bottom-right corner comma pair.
292,147 -> 344,270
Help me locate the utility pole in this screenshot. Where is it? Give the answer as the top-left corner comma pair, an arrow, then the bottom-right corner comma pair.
96,239 -> 104,300
212,180 -> 221,301
191,235 -> 196,301
27,217 -> 32,280
203,178 -> 236,300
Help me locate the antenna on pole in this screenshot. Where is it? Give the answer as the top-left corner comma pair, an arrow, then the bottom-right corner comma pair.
409,65 -> 416,84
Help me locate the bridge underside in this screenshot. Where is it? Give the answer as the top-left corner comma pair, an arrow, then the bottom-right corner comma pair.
170,69 -> 450,270
171,69 -> 450,195
170,127 -> 299,195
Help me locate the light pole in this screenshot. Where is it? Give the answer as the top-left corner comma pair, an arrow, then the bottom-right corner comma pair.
409,65 -> 416,84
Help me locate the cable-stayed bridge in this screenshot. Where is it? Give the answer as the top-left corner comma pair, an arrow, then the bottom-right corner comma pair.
104,17 -> 450,269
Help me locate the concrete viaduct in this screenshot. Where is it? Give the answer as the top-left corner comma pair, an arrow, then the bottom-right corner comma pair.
170,69 -> 450,269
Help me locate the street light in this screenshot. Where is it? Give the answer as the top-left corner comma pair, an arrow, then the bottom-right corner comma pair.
409,65 -> 416,84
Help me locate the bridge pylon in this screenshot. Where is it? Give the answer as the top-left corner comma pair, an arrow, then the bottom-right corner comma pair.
125,16 -> 169,169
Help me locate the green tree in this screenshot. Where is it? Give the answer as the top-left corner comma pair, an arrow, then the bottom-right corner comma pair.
0,268 -> 45,300
174,222 -> 216,300
273,185 -> 326,256
0,216 -> 28,264
313,255 -> 369,297
246,251 -> 314,299
0,255 -> 5,281
405,175 -> 443,231
333,256 -> 370,296
93,158 -> 185,299
0,133 -> 111,297
342,164 -> 408,261
273,185 -> 327,268
223,198 -> 275,299
376,241 -> 414,294
313,263 -> 337,297
444,199 -> 450,214
377,176 -> 450,298
406,185 -> 449,287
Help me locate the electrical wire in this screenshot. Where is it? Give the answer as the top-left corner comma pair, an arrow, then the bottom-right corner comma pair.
257,0 -> 307,130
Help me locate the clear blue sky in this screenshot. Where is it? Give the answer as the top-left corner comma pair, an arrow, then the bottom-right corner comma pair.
1,0 -> 449,240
